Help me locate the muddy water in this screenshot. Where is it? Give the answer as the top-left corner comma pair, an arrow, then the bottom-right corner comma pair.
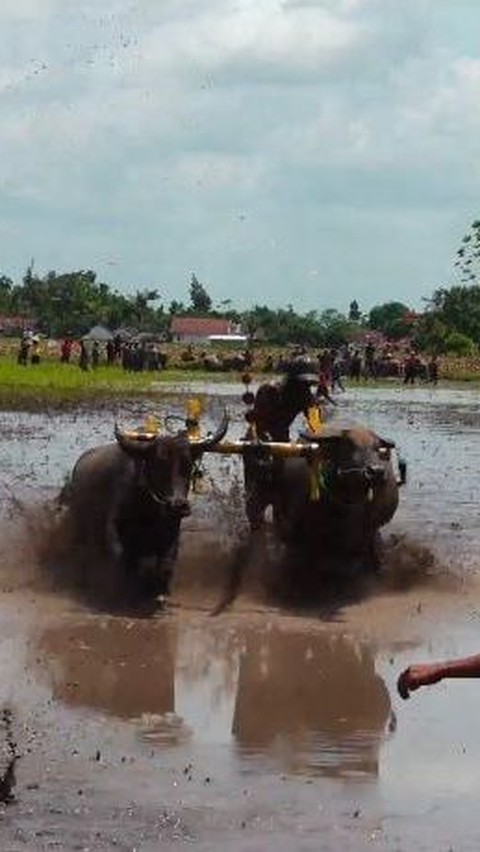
0,385 -> 479,849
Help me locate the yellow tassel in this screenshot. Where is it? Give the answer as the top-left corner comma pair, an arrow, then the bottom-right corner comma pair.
187,397 -> 202,419
306,404 -> 322,434
186,397 -> 202,440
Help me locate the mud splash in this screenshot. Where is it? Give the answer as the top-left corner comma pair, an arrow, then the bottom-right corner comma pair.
0,494 -> 444,622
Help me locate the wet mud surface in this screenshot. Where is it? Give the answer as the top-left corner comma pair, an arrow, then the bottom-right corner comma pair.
0,384 -> 479,849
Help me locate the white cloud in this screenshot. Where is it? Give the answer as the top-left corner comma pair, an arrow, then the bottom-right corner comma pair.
0,0 -> 54,20
0,0 -> 478,309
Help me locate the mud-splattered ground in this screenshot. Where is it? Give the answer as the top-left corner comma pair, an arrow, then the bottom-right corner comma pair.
0,384 -> 479,850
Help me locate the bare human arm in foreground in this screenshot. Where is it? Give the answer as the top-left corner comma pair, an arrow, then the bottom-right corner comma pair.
398,653 -> 480,700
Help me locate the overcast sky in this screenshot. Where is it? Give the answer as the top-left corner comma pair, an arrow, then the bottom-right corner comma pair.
1,0 -> 479,312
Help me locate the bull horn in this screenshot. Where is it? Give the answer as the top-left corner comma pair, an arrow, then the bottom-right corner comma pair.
192,410 -> 229,451
114,423 -> 159,456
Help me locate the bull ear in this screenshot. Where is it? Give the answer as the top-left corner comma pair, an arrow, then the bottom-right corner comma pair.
114,423 -> 159,457
191,410 -> 229,452
378,436 -> 396,449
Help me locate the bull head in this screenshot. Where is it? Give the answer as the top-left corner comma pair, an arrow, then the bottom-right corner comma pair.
113,411 -> 229,517
299,428 -> 395,504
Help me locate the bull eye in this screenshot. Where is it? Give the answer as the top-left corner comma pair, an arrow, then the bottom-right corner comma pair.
378,446 -> 390,460
242,391 -> 255,406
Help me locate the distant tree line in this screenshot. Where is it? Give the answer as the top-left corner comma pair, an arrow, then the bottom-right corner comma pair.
3,222 -> 480,353
0,267 -> 168,338
413,219 -> 480,356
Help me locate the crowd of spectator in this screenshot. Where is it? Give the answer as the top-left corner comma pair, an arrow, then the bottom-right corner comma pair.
60,334 -> 169,372
268,343 -> 439,388
15,331 -> 440,387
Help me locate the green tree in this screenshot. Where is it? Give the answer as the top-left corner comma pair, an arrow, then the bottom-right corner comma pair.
318,309 -> 353,347
0,276 -> 13,312
444,331 -> 474,356
168,299 -> 186,315
368,301 -> 412,339
129,288 -> 160,328
189,274 -> 212,314
348,299 -> 361,322
0,268 -> 169,336
414,314 -> 449,354
428,285 -> 480,343
454,219 -> 480,283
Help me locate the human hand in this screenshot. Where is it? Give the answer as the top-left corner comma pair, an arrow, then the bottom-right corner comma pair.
397,664 -> 443,700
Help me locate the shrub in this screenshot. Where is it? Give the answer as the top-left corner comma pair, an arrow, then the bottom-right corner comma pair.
444,332 -> 475,356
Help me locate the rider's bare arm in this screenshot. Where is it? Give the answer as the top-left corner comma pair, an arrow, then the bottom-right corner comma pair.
398,653 -> 480,699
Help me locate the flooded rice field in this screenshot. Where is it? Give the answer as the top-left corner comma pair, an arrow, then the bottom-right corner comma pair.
0,383 -> 480,849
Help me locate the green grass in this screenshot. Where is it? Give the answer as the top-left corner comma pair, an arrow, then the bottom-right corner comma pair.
0,359 -> 238,409
0,354 -> 480,410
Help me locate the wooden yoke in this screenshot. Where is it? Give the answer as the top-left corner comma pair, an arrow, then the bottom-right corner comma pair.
199,439 -> 325,459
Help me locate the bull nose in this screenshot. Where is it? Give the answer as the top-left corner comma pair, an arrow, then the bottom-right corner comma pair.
169,498 -> 191,517
366,465 -> 386,485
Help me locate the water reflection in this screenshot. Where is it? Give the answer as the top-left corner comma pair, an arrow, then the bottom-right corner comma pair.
39,618 -> 391,778
40,619 -> 186,745
232,629 -> 391,777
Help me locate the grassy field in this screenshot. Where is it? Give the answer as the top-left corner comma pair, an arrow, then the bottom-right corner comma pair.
0,348 -> 479,409
0,359 -> 238,409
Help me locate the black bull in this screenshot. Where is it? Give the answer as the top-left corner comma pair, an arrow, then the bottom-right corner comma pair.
243,426 -> 403,570
61,414 -> 228,598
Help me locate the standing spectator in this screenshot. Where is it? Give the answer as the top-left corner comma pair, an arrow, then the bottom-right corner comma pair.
60,337 -> 73,364
365,342 -> 376,379
79,340 -> 89,371
243,348 -> 253,368
428,355 -> 439,386
17,336 -> 29,366
316,368 -> 337,406
146,344 -> 159,371
318,349 -> 333,387
349,350 -> 362,382
30,337 -> 40,365
122,343 -> 130,371
106,339 -> 116,366
331,357 -> 346,393
91,341 -> 100,369
113,334 -> 122,358
403,352 -> 418,385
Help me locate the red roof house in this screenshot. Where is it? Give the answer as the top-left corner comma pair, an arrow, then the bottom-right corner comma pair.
170,316 -> 238,343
